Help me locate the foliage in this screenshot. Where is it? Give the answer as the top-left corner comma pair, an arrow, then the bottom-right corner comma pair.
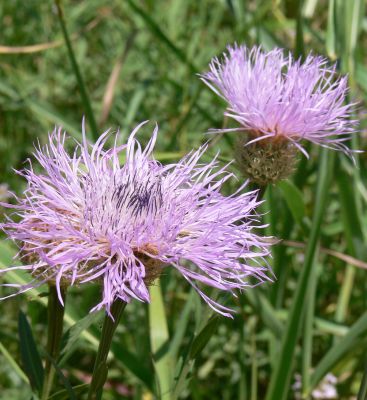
0,0 -> 366,399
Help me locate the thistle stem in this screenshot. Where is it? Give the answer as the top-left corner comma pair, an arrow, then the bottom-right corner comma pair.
41,284 -> 66,400
249,182 -> 267,202
255,184 -> 267,202
87,299 -> 127,400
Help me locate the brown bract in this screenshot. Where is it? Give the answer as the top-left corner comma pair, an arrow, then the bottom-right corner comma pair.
134,244 -> 165,286
235,132 -> 298,186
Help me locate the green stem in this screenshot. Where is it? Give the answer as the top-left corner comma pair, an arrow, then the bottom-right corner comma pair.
237,324 -> 248,400
250,319 -> 258,400
41,285 -> 66,400
357,358 -> 367,400
55,0 -> 99,141
295,0 -> 305,59
250,182 -> 267,202
87,299 -> 127,400
149,282 -> 173,399
334,266 -> 355,324
301,259 -> 319,398
272,211 -> 293,308
333,156 -> 364,337
272,148 -> 310,308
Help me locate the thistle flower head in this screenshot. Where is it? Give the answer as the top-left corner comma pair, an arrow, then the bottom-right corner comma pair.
201,44 -> 357,157
1,121 -> 271,317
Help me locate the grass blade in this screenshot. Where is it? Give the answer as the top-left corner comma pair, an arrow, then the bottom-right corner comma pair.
110,344 -> 153,390
125,0 -> 198,74
49,384 -> 89,400
149,280 -> 173,399
59,310 -> 104,366
357,358 -> 367,400
295,0 -> 305,58
43,353 -> 76,400
326,0 -> 336,59
26,99 -> 82,140
169,289 -> 195,361
189,315 -> 219,360
276,179 -> 306,228
0,241 -> 153,390
334,161 -> 365,326
245,290 -> 283,339
0,340 -> 29,383
55,0 -> 98,141
172,312 -> 219,399
310,311 -> 367,392
18,311 -> 45,394
266,149 -> 334,400
301,260 -> 319,396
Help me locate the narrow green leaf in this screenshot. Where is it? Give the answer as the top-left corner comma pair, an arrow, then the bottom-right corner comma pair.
0,81 -> 20,100
310,311 -> 367,392
295,0 -> 305,58
123,86 -> 146,129
60,310 -> 104,365
357,358 -> 367,400
0,241 -> 94,350
189,316 -> 219,360
356,63 -> 367,93
49,384 -> 89,400
0,341 -> 29,383
171,294 -> 218,398
149,281 -> 173,399
250,320 -> 258,400
172,359 -> 194,400
341,0 -> 365,81
25,100 -> 82,140
245,290 -> 283,339
18,311 -> 45,394
0,241 -> 152,390
43,352 -> 76,400
172,312 -> 219,399
326,0 -> 337,59
301,261 -> 319,396
302,0 -> 318,18
55,0 -> 98,141
91,361 -> 108,398
0,78 -> 82,140
111,343 -> 153,390
336,162 -> 365,257
266,149 -> 334,400
277,179 -> 306,227
169,289 -> 195,361
334,162 -> 366,326
276,310 -> 349,337
125,0 -> 198,74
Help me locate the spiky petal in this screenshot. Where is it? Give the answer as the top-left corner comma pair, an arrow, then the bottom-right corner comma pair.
201,44 -> 358,156
1,121 -> 271,317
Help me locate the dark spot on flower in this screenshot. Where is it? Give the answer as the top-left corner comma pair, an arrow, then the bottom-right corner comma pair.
113,173 -> 163,218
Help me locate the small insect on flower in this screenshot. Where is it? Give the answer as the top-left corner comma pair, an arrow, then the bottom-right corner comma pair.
201,44 -> 358,184
0,121 -> 272,317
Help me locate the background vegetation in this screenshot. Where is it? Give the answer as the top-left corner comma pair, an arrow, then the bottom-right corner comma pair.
0,0 -> 366,399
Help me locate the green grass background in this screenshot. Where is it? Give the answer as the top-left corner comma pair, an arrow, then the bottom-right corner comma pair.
0,0 -> 367,399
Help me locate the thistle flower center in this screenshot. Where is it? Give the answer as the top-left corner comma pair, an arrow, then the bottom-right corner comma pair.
112,174 -> 163,219
82,167 -> 165,237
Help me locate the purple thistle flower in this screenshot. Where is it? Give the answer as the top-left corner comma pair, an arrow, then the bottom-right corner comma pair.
0,121 -> 271,317
201,44 -> 358,157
